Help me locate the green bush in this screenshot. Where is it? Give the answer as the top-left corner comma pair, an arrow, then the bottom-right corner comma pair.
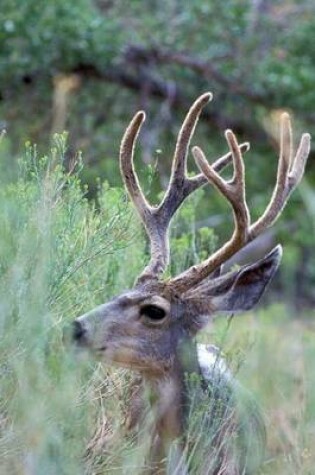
0,135 -> 145,473
0,136 -> 314,474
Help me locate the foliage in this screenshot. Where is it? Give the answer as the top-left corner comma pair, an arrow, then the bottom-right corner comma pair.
0,0 -> 119,81
0,136 -> 144,472
0,0 -> 314,305
0,1 -> 315,470
1,0 -> 315,159
0,140 -> 314,473
2,0 -> 315,113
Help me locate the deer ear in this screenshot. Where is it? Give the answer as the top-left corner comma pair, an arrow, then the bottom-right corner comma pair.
183,245 -> 282,335
211,245 -> 282,313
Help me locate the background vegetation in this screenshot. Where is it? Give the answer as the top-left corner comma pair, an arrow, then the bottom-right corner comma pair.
0,0 -> 314,473
1,0 -> 314,304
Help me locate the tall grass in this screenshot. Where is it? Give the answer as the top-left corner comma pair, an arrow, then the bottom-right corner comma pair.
0,135 -> 145,473
0,136 -> 314,474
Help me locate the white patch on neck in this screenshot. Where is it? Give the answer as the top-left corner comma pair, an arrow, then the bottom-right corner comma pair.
197,343 -> 231,382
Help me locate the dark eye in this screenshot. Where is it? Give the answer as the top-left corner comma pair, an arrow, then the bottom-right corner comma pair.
140,305 -> 166,321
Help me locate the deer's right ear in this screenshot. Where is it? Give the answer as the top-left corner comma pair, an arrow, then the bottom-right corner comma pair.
184,246 -> 282,333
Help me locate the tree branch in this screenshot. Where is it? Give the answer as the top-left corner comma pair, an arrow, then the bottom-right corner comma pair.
72,62 -> 263,137
124,45 -> 268,105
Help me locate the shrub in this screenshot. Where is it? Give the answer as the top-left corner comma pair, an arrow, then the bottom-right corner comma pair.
0,134 -> 144,473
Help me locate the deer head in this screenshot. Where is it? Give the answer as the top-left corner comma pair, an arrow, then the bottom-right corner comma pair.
73,93 -> 310,377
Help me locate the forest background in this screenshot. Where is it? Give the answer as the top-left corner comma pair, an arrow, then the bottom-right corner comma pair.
0,1 -> 315,474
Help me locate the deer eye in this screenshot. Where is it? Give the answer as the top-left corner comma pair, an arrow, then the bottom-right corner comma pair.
140,305 -> 166,322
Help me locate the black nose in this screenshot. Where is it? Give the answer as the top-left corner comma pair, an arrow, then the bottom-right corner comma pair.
72,320 -> 87,343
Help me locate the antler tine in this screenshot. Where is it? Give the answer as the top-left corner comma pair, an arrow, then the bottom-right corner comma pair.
250,114 -> 311,239
195,129 -> 251,243
158,92 -> 212,218
186,141 -> 250,194
169,115 -> 311,294
120,111 -> 152,221
172,92 -> 213,176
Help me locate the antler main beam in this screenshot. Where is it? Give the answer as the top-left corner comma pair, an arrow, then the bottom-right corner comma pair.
120,93 -> 249,284
170,114 -> 311,293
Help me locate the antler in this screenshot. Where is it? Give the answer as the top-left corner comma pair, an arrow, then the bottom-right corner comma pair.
120,93 -> 250,284
170,113 -> 311,293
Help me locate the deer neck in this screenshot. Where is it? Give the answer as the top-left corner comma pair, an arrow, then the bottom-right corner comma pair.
144,336 -> 202,443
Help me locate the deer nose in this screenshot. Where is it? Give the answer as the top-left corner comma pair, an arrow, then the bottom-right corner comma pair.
72,320 -> 87,344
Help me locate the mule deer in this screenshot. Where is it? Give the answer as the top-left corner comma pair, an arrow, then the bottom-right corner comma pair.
72,93 -> 310,474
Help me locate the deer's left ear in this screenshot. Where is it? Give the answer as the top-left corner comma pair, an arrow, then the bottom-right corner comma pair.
185,245 -> 282,325
210,245 -> 282,312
